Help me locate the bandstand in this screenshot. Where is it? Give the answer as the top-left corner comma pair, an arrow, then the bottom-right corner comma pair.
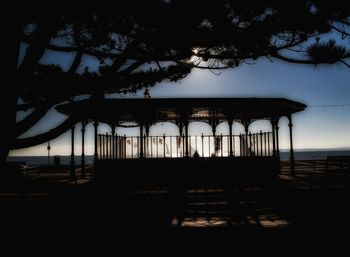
56,98 -> 306,184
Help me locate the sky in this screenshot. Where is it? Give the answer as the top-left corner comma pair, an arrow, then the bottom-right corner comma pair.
10,43 -> 350,156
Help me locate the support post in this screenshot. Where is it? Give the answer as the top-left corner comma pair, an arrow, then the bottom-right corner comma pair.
275,118 -> 280,158
47,141 -> 51,165
163,133 -> 166,158
228,120 -> 233,157
145,123 -> 150,157
184,121 -> 189,158
211,120 -> 217,156
211,122 -> 216,137
288,115 -> 295,177
111,123 -> 116,159
249,132 -> 252,156
70,125 -> 75,180
260,130 -> 263,156
105,132 -> 108,159
81,121 -> 86,179
93,121 -> 99,164
271,118 -> 276,157
244,121 -> 249,156
239,134 -> 242,156
178,122 -> 183,157
139,123 -> 144,158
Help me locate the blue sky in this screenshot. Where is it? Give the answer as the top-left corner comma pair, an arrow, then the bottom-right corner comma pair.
10,44 -> 350,156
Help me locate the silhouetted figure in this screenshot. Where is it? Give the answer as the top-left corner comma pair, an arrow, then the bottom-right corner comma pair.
144,88 -> 151,99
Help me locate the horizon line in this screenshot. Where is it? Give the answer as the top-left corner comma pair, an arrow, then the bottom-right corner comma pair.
7,147 -> 350,157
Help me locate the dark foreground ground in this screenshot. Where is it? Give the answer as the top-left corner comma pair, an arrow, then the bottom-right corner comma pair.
0,160 -> 349,251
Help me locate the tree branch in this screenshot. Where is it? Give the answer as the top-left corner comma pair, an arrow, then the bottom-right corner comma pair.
271,52 -> 350,66
67,24 -> 84,73
11,116 -> 77,149
271,53 -> 325,65
15,104 -> 52,137
330,25 -> 350,36
340,19 -> 350,26
118,60 -> 145,74
21,34 -> 122,59
339,60 -> 350,68
19,19 -> 60,75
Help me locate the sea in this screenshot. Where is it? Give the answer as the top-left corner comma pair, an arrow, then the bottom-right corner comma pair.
6,155 -> 95,166
6,149 -> 350,166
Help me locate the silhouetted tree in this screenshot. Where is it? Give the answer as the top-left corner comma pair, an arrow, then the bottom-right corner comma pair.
2,1 -> 350,163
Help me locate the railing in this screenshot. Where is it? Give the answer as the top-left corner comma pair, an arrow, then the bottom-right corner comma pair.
97,132 -> 273,160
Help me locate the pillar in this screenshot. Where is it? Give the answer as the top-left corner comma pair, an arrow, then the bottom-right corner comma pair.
228,119 -> 233,157
111,123 -> 116,159
211,120 -> 217,156
244,120 -> 249,156
288,115 -> 295,177
211,122 -> 216,137
93,121 -> 99,163
275,118 -> 280,158
259,130 -> 263,156
271,118 -> 276,157
178,122 -> 183,136
105,132 -> 109,159
139,123 -> 144,158
249,132 -> 252,156
70,125 -> 75,180
184,120 -> 189,158
178,121 -> 184,157
145,123 -> 150,158
163,133 -> 166,158
81,121 -> 86,179
239,134 -> 243,156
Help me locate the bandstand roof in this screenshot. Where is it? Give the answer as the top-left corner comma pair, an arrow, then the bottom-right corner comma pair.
56,97 -> 306,123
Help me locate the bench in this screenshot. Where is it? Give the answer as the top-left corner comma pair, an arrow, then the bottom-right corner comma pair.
326,156 -> 350,173
5,162 -> 39,176
1,162 -> 41,197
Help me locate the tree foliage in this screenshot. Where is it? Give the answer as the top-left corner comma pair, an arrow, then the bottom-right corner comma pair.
9,0 -> 350,150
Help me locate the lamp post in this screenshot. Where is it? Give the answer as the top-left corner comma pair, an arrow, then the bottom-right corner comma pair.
47,141 -> 51,165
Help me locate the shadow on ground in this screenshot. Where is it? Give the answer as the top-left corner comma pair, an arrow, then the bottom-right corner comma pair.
0,161 -> 349,247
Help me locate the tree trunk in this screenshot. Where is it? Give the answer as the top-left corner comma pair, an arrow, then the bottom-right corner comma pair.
0,93 -> 18,165
0,14 -> 61,166
0,17 -> 21,166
